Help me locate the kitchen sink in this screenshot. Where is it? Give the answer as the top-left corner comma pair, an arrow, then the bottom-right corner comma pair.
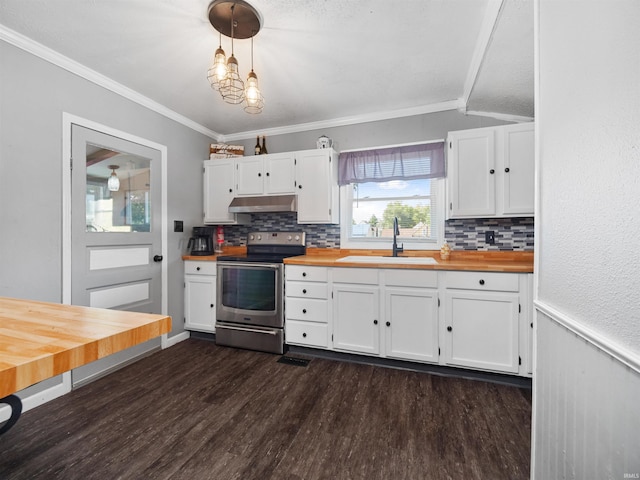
335,255 -> 438,265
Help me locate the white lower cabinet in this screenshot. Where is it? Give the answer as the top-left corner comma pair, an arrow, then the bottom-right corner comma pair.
283,265 -> 532,377
285,266 -> 330,348
184,261 -> 216,333
442,271 -> 523,374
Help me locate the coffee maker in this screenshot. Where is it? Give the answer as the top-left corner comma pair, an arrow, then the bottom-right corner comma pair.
187,226 -> 215,256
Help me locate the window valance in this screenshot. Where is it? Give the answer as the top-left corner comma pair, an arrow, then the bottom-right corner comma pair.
338,141 -> 445,186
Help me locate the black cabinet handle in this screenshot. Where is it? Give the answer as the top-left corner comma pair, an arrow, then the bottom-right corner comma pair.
505,167 -> 510,173
302,309 -> 307,314
258,172 -> 262,177
302,272 -> 307,277
531,322 -> 534,328
229,188 -> 232,193
447,326 -> 452,332
479,279 -> 485,285
302,332 -> 307,338
153,255 -> 163,262
373,320 -> 378,325
196,267 -> 201,271
210,304 -> 214,308
386,321 -> 391,327
489,169 -> 495,174
302,289 -> 307,294
298,184 -> 303,189
266,172 -> 270,176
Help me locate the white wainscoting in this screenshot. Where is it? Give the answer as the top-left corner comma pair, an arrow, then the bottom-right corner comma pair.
89,246 -> 150,271
533,304 -> 640,479
89,282 -> 150,309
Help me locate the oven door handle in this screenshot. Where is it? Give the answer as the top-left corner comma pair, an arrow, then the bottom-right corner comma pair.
216,324 -> 279,336
216,261 -> 281,269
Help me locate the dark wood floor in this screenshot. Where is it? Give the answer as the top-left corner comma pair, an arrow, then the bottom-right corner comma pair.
1,339 -> 531,480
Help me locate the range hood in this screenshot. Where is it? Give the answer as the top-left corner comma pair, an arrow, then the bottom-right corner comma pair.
228,194 -> 297,213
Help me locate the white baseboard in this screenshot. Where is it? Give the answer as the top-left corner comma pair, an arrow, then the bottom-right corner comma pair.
164,331 -> 190,348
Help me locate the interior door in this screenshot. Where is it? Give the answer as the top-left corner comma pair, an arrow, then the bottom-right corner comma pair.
70,124 -> 163,386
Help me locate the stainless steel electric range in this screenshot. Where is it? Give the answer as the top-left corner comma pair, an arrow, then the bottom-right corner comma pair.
215,231 -> 306,354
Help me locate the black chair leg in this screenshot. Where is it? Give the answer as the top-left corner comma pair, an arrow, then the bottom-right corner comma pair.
0,394 -> 23,435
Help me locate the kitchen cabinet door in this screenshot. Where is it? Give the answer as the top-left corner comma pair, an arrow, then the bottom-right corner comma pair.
295,149 -> 339,224
447,128 -> 496,217
384,287 -> 439,363
332,284 -> 379,355
264,153 -> 296,194
184,273 -> 216,333
236,156 -> 264,195
502,123 -> 535,215
236,153 -> 296,196
443,289 -> 519,373
203,159 -> 249,225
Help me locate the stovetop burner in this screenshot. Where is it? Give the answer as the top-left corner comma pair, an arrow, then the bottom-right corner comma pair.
217,231 -> 306,263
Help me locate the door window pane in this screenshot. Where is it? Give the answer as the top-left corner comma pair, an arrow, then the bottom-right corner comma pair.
85,144 -> 151,233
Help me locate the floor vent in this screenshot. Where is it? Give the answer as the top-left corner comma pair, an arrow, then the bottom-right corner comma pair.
277,356 -> 310,367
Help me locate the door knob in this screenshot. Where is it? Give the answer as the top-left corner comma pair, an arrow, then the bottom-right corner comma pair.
153,255 -> 163,262
447,326 -> 452,332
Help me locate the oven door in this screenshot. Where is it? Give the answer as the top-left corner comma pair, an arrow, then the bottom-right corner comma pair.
216,261 -> 283,328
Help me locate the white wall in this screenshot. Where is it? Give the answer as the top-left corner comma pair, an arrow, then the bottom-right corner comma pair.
534,1 -> 640,477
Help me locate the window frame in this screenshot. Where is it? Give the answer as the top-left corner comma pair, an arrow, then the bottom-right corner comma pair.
339,178 -> 446,251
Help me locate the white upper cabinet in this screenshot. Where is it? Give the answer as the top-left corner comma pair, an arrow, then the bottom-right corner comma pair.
295,148 -> 339,224
203,158 -> 249,225
236,152 -> 296,196
446,123 -> 534,218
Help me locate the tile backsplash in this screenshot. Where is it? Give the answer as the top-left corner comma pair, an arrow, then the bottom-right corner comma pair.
221,213 -> 534,251
444,217 -> 534,251
223,213 -> 341,248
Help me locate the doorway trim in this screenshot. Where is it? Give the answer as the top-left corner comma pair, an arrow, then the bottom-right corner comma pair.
61,113 -> 169,341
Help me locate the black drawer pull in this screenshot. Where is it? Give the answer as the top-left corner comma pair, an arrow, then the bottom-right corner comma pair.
196,267 -> 201,271
505,167 -> 510,173
302,332 -> 307,338
302,272 -> 307,277
479,279 -> 485,285
489,169 -> 495,174
447,326 -> 452,332
302,309 -> 307,314
302,289 -> 307,294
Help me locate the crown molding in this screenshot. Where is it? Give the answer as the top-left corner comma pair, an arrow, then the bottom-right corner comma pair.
0,25 -> 223,141
464,109 -> 534,123
221,100 -> 465,142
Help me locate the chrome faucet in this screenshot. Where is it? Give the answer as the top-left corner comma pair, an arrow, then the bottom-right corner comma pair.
392,216 -> 404,257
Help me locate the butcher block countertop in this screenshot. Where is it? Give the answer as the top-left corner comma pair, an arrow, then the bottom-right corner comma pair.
285,248 -> 533,272
0,297 -> 171,398
184,247 -> 533,273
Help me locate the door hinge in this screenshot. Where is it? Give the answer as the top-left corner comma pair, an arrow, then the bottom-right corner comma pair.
294,158 -> 297,165
438,347 -> 441,356
519,304 -> 521,313
331,334 -> 334,342
519,356 -> 522,365
437,297 -> 440,307
449,202 -> 452,210
70,156 -> 73,171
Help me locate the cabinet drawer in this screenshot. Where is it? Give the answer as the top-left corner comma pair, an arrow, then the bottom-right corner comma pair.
446,271 -> 519,292
184,261 -> 217,275
286,320 -> 328,348
286,265 -> 328,282
286,281 -> 328,299
384,269 -> 438,288
286,298 -> 328,323
332,267 -> 378,285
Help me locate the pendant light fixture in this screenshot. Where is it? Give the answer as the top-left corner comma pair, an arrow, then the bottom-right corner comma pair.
207,32 -> 227,91
207,1 -> 264,112
107,165 -> 120,192
244,33 -> 264,114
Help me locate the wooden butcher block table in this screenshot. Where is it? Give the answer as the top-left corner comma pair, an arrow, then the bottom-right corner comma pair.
0,296 -> 171,434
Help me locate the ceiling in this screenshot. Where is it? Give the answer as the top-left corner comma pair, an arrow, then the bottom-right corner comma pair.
0,0 -> 533,141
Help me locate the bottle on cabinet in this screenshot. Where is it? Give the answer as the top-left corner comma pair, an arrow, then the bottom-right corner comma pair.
260,136 -> 268,155
254,136 -> 261,155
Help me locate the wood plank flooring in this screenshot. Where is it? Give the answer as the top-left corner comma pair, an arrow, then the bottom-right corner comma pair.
0,339 -> 531,480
